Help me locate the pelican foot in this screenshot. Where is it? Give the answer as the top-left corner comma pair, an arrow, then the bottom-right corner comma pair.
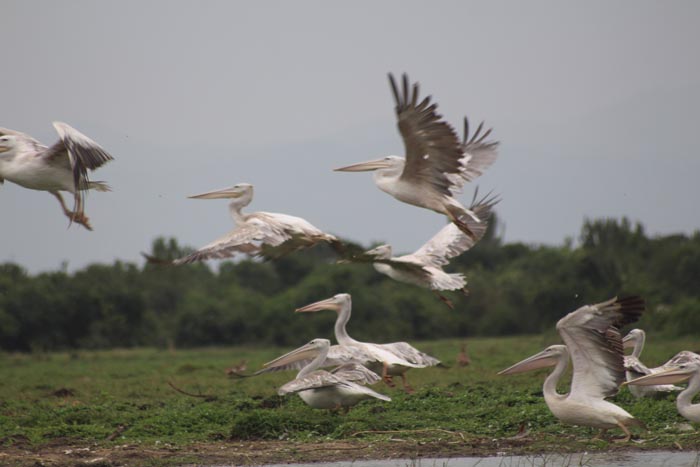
67,212 -> 93,231
434,292 -> 455,309
383,375 -> 396,388
403,384 -> 415,395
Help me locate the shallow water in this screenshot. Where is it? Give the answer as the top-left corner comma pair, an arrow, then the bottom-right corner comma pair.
251,450 -> 700,467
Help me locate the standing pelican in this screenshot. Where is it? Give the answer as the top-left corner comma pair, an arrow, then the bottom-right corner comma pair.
296,293 -> 441,393
146,183 -> 342,264
499,296 -> 646,441
334,73 -> 498,239
627,357 -> 700,423
268,338 -> 391,411
344,192 -> 498,308
622,329 -> 682,397
0,122 -> 114,230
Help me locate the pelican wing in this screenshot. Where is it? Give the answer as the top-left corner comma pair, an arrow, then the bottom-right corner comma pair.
278,369 -> 343,394
624,356 -> 651,378
449,117 -> 499,193
43,122 -> 114,192
557,296 -> 645,399
378,341 -> 441,368
254,345 -> 375,375
389,73 -> 465,197
408,192 -> 499,267
331,363 -> 382,385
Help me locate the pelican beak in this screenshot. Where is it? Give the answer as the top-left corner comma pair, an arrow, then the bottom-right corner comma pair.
188,186 -> 242,200
498,349 -> 559,375
334,158 -> 392,172
624,365 -> 694,387
295,296 -> 339,313
263,341 -> 319,368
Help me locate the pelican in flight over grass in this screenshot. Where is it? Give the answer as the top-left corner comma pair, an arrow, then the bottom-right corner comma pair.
622,329 -> 682,397
499,296 -> 646,442
335,73 -> 498,239
0,122 -> 114,230
296,293 -> 441,393
146,183 -> 342,264
627,353 -> 700,423
343,191 -> 498,308
267,338 -> 391,411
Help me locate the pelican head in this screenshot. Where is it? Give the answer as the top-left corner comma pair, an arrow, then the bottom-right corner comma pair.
334,156 -> 405,174
498,345 -> 567,375
0,134 -> 17,155
622,328 -> 645,349
263,338 -> 331,368
295,293 -> 351,314
626,361 -> 700,387
365,244 -> 392,260
188,183 -> 253,200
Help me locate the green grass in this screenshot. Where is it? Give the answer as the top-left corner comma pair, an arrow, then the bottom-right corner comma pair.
1,335 -> 699,452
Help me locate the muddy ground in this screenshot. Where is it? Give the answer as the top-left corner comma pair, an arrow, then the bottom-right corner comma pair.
0,433 -> 690,467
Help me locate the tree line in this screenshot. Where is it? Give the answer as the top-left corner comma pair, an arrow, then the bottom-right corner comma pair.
1,216 -> 698,352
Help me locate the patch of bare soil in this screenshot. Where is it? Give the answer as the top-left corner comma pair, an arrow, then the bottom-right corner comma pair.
0,434 -> 671,467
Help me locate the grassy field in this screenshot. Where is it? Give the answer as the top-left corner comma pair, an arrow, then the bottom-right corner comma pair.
1,335 -> 699,466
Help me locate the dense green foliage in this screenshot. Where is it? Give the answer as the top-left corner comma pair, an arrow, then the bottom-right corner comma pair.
1,217 -> 699,351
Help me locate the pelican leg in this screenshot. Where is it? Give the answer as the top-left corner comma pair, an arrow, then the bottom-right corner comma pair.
51,191 -> 93,231
399,373 -> 415,394
381,362 -> 396,387
433,291 -> 454,309
613,422 -> 633,443
460,288 -> 469,297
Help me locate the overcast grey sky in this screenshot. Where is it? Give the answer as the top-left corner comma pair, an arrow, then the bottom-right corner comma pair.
2,1 -> 699,273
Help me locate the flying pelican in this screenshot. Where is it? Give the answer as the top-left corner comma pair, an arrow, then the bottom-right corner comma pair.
499,296 -> 646,441
267,338 -> 391,411
145,183 -> 342,264
622,329 -> 682,397
296,293 -> 441,393
343,191 -> 498,308
334,73 -> 498,239
626,354 -> 700,423
0,122 -> 114,230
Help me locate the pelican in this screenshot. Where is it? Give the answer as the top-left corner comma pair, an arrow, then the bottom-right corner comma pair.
268,338 -> 391,411
334,73 -> 498,239
146,183 -> 342,264
296,293 -> 441,393
622,329 -> 682,397
0,122 -> 114,230
344,191 -> 498,308
627,356 -> 700,423
499,296 -> 646,441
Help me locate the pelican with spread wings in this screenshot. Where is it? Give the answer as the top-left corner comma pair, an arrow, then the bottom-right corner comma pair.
268,338 -> 391,411
499,296 -> 646,441
622,329 -> 682,397
296,293 -> 441,393
0,122 -> 114,230
335,73 -> 498,239
344,191 -> 498,308
146,183 -> 342,264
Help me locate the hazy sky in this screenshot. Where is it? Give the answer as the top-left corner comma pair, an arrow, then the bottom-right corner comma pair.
2,1 -> 699,273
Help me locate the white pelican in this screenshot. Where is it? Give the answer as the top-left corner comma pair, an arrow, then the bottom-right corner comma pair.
0,122 -> 114,230
499,296 -> 646,441
622,329 -> 682,397
296,293 -> 441,393
343,191 -> 498,308
627,355 -> 700,423
267,338 -> 391,411
146,183 -> 342,264
334,73 -> 498,239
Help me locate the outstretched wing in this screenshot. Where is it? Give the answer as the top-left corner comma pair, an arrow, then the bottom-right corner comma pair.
43,122 -> 114,191
408,191 -> 499,267
557,296 -> 645,399
378,341 -> 441,368
389,73 -> 465,197
278,370 -> 343,395
447,117 -> 499,195
251,345 -> 376,376
331,363 -> 382,385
